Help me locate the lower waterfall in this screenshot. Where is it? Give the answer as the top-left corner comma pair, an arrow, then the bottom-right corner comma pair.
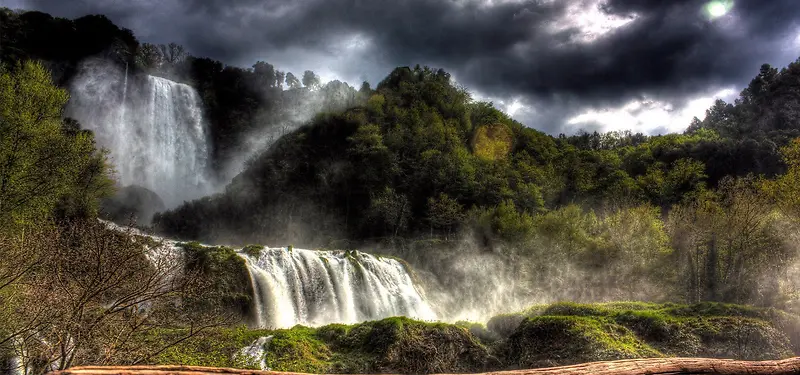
100,222 -> 437,328
242,247 -> 436,328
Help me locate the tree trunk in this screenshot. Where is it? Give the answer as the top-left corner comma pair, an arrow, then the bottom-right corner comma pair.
705,232 -> 718,302
51,357 -> 800,375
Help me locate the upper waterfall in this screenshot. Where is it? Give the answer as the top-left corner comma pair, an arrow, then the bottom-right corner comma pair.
67,59 -> 213,209
243,247 -> 437,329
134,75 -> 211,207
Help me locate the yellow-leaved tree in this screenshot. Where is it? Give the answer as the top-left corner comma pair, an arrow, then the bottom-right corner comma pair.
764,138 -> 800,221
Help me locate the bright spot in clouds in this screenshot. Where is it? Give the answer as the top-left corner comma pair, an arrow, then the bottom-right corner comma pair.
566,88 -> 737,134
549,0 -> 638,43
705,0 -> 734,19
505,99 -> 524,117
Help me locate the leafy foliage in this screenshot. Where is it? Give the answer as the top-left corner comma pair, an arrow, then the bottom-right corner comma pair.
0,60 -> 113,225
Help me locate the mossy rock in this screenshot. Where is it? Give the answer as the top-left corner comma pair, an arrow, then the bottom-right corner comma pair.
333,317 -> 495,374
665,302 -> 764,318
504,316 -> 661,369
497,301 -> 799,364
258,317 -> 494,374
767,309 -> 800,353
612,310 -> 702,356
687,317 -> 793,360
455,321 -> 500,343
179,242 -> 254,317
241,244 -> 264,258
487,313 -> 526,338
138,302 -> 800,372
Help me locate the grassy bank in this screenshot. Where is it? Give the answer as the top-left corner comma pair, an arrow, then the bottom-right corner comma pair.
140,302 -> 800,373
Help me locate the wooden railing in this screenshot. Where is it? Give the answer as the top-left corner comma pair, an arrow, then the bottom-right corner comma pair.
51,357 -> 800,375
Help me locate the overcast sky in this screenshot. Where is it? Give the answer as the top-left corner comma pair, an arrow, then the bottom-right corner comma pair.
4,0 -> 800,135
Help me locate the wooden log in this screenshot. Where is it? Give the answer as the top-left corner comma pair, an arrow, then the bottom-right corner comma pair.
50,357 -> 800,375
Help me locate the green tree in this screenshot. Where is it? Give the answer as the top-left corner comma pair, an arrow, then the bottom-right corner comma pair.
367,187 -> 411,237
252,61 -> 276,88
359,81 -> 371,94
134,43 -> 162,71
764,138 -> 800,219
302,70 -> 321,90
0,61 -> 112,225
668,176 -> 785,305
478,200 -> 534,243
158,42 -> 186,65
638,158 -> 707,208
426,193 -> 465,239
285,72 -> 301,89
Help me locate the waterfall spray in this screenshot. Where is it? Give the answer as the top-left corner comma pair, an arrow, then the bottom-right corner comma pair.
119,62 -> 128,127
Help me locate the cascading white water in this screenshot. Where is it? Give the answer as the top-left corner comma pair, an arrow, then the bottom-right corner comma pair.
100,223 -> 437,329
67,59 -> 213,209
133,75 -> 211,207
243,247 -> 437,328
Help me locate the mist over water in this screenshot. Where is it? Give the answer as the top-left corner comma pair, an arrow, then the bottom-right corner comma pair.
377,240 -> 536,323
219,84 -> 361,182
67,59 -> 214,208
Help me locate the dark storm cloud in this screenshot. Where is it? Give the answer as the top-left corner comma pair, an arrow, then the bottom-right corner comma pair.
8,0 -> 800,133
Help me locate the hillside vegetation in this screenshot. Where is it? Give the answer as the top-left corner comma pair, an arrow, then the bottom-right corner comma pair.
144,302 -> 800,373
156,60 -> 800,313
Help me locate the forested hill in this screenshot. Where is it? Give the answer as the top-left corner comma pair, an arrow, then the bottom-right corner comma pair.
4,7 -> 800,249
155,59 -> 800,247
0,8 -> 365,175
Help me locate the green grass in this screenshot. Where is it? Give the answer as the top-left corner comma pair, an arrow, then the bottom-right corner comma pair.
145,326 -> 272,369
265,325 -> 332,373
505,316 -> 661,368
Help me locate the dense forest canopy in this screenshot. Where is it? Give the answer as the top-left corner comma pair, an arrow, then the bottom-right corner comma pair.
154,59 -> 800,245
